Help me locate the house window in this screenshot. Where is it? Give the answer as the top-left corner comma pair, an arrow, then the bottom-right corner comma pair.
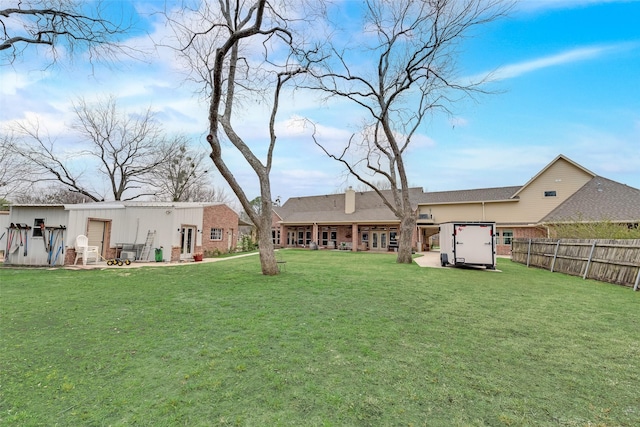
502,230 -> 513,245
495,231 -> 501,245
210,228 -> 223,241
272,229 -> 280,245
544,190 -> 557,197
33,218 -> 45,237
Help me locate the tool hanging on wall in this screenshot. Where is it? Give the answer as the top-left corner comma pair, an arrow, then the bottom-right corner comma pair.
41,223 -> 48,253
42,225 -> 66,266
4,223 -> 31,259
23,225 -> 29,257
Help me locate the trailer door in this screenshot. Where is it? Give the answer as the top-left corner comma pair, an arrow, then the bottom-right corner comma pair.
455,224 -> 494,265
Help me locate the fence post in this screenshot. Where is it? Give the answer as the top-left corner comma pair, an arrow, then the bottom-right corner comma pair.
526,238 -> 532,267
583,240 -> 597,280
550,240 -> 560,272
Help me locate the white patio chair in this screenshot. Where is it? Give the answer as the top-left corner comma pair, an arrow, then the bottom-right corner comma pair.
74,234 -> 100,265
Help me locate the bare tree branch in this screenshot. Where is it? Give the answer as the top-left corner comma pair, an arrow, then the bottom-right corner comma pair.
1,0 -> 135,67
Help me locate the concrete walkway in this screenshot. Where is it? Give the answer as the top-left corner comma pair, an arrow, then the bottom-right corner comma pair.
64,251 -> 260,270
413,250 -> 503,272
413,251 -> 445,268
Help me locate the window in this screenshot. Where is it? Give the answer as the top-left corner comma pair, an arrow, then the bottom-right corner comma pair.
33,218 -> 45,237
272,229 -> 280,245
502,230 -> 513,245
210,228 -> 223,240
544,190 -> 557,197
495,231 -> 501,245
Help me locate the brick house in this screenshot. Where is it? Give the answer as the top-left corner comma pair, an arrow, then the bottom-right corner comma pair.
201,204 -> 242,255
271,155 -> 640,256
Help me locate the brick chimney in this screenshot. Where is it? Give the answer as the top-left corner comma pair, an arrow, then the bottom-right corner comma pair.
345,186 -> 355,214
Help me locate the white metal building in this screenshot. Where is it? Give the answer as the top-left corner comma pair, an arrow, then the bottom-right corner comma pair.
3,202 -> 219,266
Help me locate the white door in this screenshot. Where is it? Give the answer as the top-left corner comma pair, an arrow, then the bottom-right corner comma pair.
455,224 -> 494,265
87,220 -> 106,255
371,231 -> 387,250
180,226 -> 196,258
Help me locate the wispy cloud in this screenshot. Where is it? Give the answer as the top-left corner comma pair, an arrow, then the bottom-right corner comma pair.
516,0 -> 626,13
469,42 -> 634,83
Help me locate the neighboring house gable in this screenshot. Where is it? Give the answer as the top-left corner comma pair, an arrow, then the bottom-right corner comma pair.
507,155 -> 595,223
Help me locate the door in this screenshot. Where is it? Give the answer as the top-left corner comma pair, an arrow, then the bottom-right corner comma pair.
87,220 -> 108,255
455,224 -> 494,265
371,231 -> 387,250
180,226 -> 196,259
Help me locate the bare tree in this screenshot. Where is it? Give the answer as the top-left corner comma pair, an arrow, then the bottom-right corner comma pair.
0,132 -> 37,201
9,95 -> 172,201
0,0 -> 133,67
185,184 -> 236,206
166,0 -> 316,275
13,184 -> 91,204
149,137 -> 211,202
307,0 -> 510,263
7,119 -> 104,202
71,96 -> 173,200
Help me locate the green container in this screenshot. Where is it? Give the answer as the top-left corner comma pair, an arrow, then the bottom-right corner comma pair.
154,248 -> 163,262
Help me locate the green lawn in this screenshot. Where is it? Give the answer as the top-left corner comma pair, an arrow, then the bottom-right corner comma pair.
1,250 -> 638,426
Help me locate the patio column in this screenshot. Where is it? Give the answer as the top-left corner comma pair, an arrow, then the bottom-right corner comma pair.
352,223 -> 358,252
313,223 -> 319,245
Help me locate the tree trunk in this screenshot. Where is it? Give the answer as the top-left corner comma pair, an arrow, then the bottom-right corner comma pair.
396,213 -> 416,264
256,214 -> 279,275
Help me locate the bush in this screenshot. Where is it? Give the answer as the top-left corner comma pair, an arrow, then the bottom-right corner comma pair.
240,234 -> 258,252
204,248 -> 223,258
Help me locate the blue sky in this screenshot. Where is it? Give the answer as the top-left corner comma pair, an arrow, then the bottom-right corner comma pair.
1,0 -> 639,203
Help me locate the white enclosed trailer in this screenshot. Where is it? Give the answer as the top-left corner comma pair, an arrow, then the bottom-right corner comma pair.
439,222 -> 496,269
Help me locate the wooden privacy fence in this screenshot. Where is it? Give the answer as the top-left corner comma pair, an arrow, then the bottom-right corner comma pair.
511,238 -> 640,290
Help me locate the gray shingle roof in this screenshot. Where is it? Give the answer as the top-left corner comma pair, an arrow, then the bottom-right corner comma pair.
542,176 -> 640,222
278,188 -> 425,224
416,186 -> 521,204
